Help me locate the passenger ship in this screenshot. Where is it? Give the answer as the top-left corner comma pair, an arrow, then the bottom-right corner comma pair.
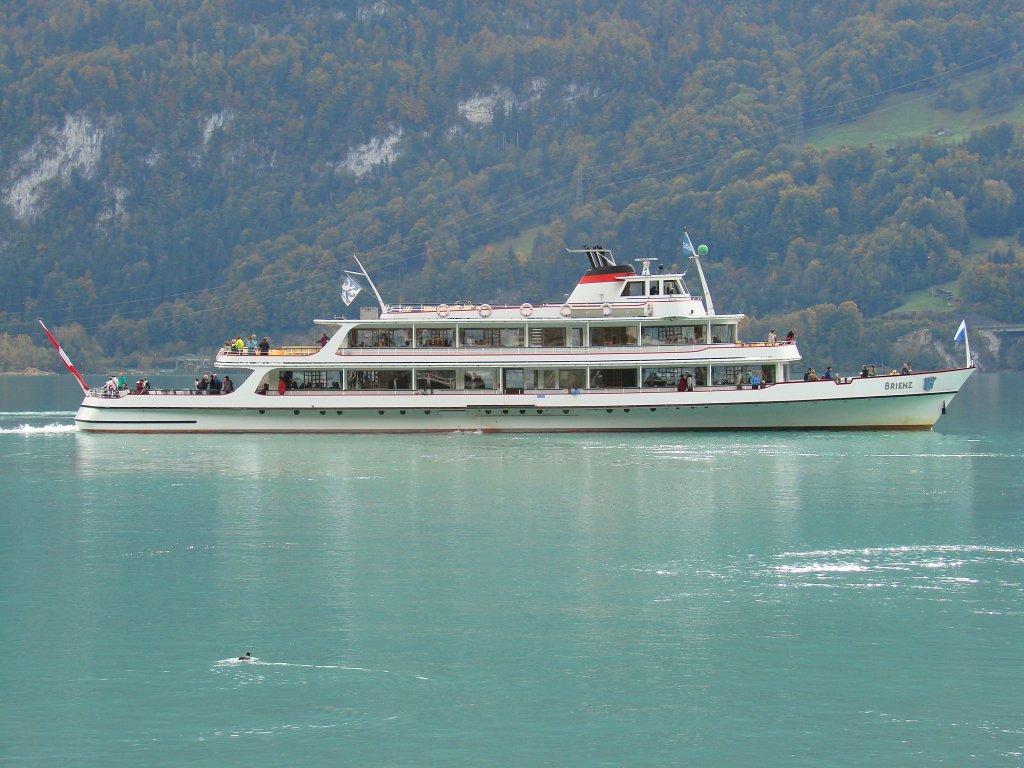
69,239 -> 974,433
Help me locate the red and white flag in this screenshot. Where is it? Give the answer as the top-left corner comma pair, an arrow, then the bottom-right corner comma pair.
38,320 -> 90,393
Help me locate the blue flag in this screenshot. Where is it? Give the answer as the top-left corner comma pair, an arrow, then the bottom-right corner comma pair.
341,275 -> 362,306
953,319 -> 967,343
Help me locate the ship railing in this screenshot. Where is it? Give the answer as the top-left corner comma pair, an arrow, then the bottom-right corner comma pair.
91,388 -> 246,397
335,342 -> 796,356
218,345 -> 321,357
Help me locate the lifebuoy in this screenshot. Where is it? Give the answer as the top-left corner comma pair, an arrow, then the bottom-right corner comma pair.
644,302 -> 655,317
560,304 -> 572,318
479,304 -> 492,318
437,303 -> 450,318
601,303 -> 612,316
520,303 -> 534,317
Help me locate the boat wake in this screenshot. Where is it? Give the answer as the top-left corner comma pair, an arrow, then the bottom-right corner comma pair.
214,657 -> 427,678
0,422 -> 77,435
773,544 -> 1023,589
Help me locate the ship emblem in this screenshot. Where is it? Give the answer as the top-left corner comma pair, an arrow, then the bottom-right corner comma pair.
923,377 -> 936,391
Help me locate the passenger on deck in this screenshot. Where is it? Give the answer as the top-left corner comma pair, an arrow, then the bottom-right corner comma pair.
277,377 -> 287,395
222,375 -> 234,394
822,366 -> 834,381
258,382 -> 270,395
259,337 -> 270,355
233,336 -> 245,354
247,334 -> 258,355
786,329 -> 796,343
209,375 -> 222,394
767,329 -> 777,344
861,365 -> 870,378
900,362 -> 912,375
750,372 -> 762,389
319,333 -> 329,347
197,374 -> 209,394
868,365 -> 877,377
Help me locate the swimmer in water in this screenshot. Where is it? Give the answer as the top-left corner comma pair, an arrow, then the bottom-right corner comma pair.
238,651 -> 253,661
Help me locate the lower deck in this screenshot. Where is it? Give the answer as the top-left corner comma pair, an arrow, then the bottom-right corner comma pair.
75,368 -> 974,433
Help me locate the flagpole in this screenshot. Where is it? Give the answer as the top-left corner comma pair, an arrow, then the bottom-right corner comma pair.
350,255 -> 386,313
38,320 -> 90,393
683,230 -> 715,316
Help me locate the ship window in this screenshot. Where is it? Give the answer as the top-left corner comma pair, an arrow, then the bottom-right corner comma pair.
418,328 -> 454,347
649,281 -> 660,296
664,281 -> 681,295
522,368 -> 585,391
283,370 -> 342,390
346,369 -> 413,390
622,281 -> 644,297
352,328 -> 412,348
643,367 -> 706,388
710,365 -> 771,386
461,328 -> 501,347
416,369 -> 457,390
504,369 -> 524,392
463,368 -> 496,390
589,368 -> 638,389
641,325 -> 702,345
532,327 -> 566,347
710,324 -> 735,343
500,328 -> 523,347
590,325 -> 638,347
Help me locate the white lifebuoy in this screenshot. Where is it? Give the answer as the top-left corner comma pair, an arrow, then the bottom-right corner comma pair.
644,302 -> 655,317
560,304 -> 572,318
520,303 -> 534,317
437,303 -> 450,318
479,304 -> 492,318
601,303 -> 612,317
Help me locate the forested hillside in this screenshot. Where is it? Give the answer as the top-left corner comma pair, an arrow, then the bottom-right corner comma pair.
3,0 -> 1024,373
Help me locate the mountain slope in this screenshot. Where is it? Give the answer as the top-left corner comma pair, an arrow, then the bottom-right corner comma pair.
2,1 -> 1024,371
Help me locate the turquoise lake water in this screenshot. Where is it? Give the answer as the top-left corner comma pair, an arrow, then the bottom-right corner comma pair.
1,373 -> 1022,766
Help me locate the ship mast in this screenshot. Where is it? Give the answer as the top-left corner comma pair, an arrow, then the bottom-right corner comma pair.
684,230 -> 715,316
349,254 -> 387,313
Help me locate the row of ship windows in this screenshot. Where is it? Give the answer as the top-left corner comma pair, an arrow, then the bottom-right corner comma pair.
349,324 -> 737,349
270,364 -> 778,392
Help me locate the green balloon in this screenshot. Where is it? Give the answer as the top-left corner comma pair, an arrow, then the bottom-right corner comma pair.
697,244 -> 708,256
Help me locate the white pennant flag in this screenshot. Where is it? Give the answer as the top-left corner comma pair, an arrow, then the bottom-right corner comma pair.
340,275 -> 362,306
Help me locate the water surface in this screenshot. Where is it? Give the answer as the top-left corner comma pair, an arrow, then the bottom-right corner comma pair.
1,373 -> 1021,766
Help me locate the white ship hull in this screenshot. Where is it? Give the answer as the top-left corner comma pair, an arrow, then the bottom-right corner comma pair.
74,368 -> 973,433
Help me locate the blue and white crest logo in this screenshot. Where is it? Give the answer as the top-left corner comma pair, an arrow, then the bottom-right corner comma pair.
923,376 -> 936,391
340,275 -> 362,306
